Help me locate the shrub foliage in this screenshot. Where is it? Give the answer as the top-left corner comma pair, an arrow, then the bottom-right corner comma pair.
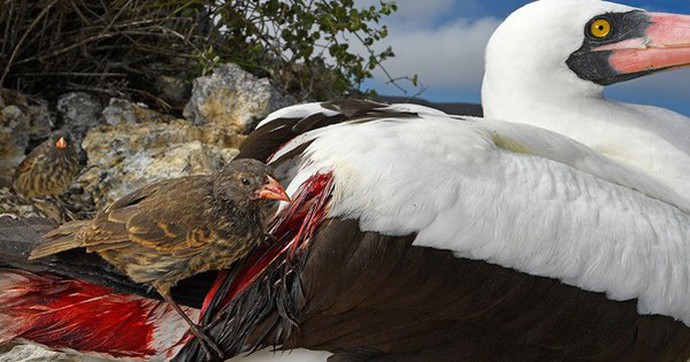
0,0 -> 398,108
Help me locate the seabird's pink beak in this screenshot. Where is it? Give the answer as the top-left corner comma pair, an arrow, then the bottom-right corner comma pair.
257,175 -> 290,202
595,13 -> 690,75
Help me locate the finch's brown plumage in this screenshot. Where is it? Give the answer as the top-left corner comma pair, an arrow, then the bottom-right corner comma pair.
31,158 -> 288,287
13,132 -> 84,198
30,158 -> 290,359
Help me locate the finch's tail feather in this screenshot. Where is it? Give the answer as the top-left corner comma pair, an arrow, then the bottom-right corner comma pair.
0,216 -> 220,359
28,220 -> 88,259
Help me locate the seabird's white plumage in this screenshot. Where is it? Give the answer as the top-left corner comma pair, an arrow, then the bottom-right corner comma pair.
257,0 -> 690,336
262,103 -> 690,325
483,0 -> 690,196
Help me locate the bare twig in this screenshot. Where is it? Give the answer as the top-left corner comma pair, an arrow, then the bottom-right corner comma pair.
351,31 -> 409,94
0,0 -> 60,86
1,0 -> 401,104
385,76 -> 426,99
11,72 -> 128,78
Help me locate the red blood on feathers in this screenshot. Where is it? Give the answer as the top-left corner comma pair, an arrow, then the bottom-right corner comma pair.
0,269 -> 190,359
201,172 -> 334,322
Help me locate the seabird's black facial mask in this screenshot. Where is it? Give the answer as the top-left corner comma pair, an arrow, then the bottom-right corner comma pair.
567,10 -> 650,85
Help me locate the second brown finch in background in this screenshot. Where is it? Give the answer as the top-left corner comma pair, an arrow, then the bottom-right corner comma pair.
13,131 -> 84,198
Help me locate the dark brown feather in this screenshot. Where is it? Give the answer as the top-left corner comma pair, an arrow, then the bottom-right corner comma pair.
239,117 -> 303,162
178,219 -> 690,361
237,99 -> 420,162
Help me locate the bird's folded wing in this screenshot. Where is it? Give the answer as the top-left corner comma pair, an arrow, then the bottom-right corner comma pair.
281,115 -> 690,325
173,100 -> 690,360
238,99 -> 441,162
237,100 -> 690,327
472,118 -> 690,212
13,154 -> 36,176
102,176 -> 215,253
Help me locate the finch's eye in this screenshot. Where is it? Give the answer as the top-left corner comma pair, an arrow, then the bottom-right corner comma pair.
241,178 -> 251,186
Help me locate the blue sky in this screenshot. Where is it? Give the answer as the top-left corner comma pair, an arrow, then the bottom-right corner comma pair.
358,0 -> 690,116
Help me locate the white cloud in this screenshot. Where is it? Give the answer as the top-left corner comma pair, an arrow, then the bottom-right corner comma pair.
346,0 -> 499,97
352,0 -> 689,115
371,17 -> 500,89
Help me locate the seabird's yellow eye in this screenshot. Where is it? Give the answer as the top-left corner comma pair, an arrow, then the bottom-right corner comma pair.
590,18 -> 611,38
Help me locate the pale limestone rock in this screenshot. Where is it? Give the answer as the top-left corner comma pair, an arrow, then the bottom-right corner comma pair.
0,89 -> 56,195
0,344 -> 109,362
25,101 -> 55,141
74,120 -> 243,211
103,98 -> 176,126
0,344 -> 331,362
184,63 -> 295,133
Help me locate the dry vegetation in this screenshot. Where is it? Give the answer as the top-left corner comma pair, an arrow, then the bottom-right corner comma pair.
0,0 -> 400,112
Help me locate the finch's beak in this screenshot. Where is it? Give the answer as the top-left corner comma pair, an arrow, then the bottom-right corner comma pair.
55,137 -> 67,149
257,175 -> 290,202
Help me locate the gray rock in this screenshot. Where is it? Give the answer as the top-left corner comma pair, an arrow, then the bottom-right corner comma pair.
74,120 -> 243,211
57,92 -> 103,137
102,98 -> 176,126
0,344 -> 109,362
183,63 -> 295,133
0,90 -> 55,188
108,140 -> 238,201
0,105 -> 30,187
0,187 -> 51,220
3,105 -> 25,121
0,344 -> 330,361
102,98 -> 137,125
25,100 -> 55,141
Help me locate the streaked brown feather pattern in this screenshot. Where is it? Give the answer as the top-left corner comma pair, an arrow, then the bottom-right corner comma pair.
13,133 -> 83,198
31,160 -> 279,292
29,160 -> 285,359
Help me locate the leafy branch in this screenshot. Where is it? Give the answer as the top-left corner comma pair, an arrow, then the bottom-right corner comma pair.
0,0 -> 407,106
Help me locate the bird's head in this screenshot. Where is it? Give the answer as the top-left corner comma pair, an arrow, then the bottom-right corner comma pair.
55,136 -> 68,149
48,132 -> 74,151
213,159 -> 290,211
483,0 -> 690,102
45,131 -> 86,163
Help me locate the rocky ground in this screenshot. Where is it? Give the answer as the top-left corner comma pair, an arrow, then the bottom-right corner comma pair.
0,64 -> 296,361
1,63 -> 294,221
